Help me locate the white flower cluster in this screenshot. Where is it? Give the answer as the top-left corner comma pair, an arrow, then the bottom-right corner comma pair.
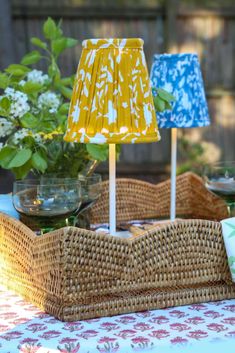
27,69 -> 49,85
18,80 -> 26,86
33,133 -> 43,143
19,70 -> 49,87
38,91 -> 60,114
12,129 -> 43,145
12,128 -> 30,144
5,88 -> 30,118
0,118 -> 14,138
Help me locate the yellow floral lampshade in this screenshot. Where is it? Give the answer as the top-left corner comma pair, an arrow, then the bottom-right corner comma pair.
64,38 -> 160,144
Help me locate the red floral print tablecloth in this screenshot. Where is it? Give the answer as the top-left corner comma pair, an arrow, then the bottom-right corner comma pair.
0,286 -> 235,353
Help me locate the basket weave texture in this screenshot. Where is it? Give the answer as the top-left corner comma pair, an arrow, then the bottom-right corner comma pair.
90,172 -> 228,224
0,213 -> 234,321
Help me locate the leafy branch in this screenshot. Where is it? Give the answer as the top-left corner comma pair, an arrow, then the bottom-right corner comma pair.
152,87 -> 175,112
0,17 -> 108,179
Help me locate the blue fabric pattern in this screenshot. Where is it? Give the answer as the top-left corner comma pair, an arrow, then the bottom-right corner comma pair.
150,53 -> 210,128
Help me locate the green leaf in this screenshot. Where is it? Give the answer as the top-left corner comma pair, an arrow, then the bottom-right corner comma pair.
56,114 -> 67,126
60,77 -> 73,86
21,50 -> 42,65
65,38 -> 78,48
48,64 -> 55,78
58,103 -> 70,115
165,101 -> 173,110
58,85 -> 72,99
0,146 -> 32,169
0,96 -> 10,111
0,109 -> 9,118
86,144 -> 109,162
0,73 -> 9,89
20,81 -> 43,94
8,148 -> 32,169
0,146 -> 17,168
43,17 -> 58,40
37,142 -> 47,153
48,62 -> 60,79
5,64 -> 30,76
31,151 -> 47,172
157,88 -> 176,102
70,75 -> 75,86
31,37 -> 47,50
38,120 -> 56,133
52,38 -> 67,56
47,140 -> 63,161
153,96 -> 165,112
56,19 -> 63,38
22,135 -> 35,148
20,113 -> 38,128
0,96 -> 11,116
12,159 -> 32,180
7,76 -> 21,87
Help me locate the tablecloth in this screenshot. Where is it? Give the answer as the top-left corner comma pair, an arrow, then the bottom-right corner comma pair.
1,286 -> 235,353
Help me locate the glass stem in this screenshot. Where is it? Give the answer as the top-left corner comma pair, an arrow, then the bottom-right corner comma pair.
228,202 -> 235,217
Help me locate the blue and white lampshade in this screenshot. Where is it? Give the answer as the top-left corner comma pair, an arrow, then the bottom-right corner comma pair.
150,53 -> 210,128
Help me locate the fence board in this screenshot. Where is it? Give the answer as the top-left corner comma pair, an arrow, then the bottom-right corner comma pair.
0,0 -> 14,67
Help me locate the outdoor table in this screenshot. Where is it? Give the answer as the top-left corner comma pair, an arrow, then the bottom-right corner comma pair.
1,286 -> 235,353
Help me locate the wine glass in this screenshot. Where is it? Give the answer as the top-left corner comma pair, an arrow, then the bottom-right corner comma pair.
13,178 -> 82,234
78,173 -> 102,212
203,161 -> 235,217
74,173 -> 102,229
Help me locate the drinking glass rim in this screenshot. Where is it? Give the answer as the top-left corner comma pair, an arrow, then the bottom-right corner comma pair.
205,161 -> 235,168
78,173 -> 102,181
14,178 -> 81,187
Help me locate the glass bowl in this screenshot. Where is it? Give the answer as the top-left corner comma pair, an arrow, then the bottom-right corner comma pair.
78,173 -> 102,214
13,178 -> 81,234
203,161 -> 235,217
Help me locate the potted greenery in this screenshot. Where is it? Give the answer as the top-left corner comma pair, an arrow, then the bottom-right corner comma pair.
0,18 -> 109,180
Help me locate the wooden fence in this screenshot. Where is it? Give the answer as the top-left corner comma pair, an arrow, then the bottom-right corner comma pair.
1,0 -> 235,179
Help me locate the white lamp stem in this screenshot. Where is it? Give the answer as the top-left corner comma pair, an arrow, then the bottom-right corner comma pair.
109,143 -> 116,236
170,128 -> 177,221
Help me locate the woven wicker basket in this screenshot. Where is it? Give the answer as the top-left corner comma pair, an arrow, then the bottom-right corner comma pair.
0,213 -> 234,321
90,172 -> 228,224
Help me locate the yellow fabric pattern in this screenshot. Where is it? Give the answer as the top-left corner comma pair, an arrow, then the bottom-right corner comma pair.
64,38 -> 160,144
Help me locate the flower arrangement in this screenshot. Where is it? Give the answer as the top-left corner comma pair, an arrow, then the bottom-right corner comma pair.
0,18 -> 109,179
0,17 -> 174,180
